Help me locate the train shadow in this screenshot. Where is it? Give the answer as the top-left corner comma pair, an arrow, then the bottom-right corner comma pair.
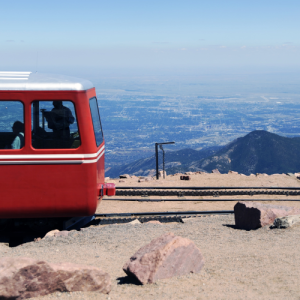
0,233 -> 42,247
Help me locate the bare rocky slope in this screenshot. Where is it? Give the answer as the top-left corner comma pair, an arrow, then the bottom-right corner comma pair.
196,130 -> 300,175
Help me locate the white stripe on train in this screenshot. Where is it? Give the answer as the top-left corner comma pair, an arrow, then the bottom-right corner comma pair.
0,149 -> 105,165
0,145 -> 105,160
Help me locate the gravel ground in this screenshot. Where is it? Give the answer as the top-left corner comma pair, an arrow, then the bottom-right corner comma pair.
1,173 -> 300,299
1,214 -> 300,300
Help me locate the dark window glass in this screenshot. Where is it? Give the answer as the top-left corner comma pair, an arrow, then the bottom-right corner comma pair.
31,100 -> 81,149
89,97 -> 103,147
0,101 -> 24,150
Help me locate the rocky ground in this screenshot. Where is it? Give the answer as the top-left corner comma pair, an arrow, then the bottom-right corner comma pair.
1,172 -> 300,299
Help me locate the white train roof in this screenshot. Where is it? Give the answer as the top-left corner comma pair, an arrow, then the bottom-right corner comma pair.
0,72 -> 94,91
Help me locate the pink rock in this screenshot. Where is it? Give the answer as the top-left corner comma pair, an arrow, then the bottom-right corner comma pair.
0,257 -> 111,299
123,232 -> 204,284
234,201 -> 300,230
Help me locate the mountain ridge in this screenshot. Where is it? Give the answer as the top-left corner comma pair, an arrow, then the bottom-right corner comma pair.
106,130 -> 300,177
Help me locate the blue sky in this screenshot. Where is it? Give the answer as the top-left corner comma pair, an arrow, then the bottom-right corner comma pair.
1,0 -> 300,76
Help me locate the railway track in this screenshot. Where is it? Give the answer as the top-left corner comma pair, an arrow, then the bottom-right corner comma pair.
94,210 -> 234,225
103,198 -> 300,202
4,186 -> 300,245
115,186 -> 300,197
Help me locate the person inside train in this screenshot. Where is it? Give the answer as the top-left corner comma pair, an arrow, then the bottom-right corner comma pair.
11,121 -> 25,149
44,101 -> 75,139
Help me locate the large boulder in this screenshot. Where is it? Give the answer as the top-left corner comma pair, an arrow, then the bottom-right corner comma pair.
0,257 -> 111,299
123,232 -> 204,284
234,201 -> 300,230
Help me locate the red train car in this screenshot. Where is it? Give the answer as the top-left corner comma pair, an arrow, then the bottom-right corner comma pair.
0,71 -> 115,220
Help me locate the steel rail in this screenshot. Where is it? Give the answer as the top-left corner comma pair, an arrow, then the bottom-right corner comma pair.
95,210 -> 234,218
116,186 -> 300,190
103,198 -> 300,202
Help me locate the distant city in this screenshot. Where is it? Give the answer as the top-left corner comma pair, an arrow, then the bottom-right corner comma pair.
93,75 -> 300,171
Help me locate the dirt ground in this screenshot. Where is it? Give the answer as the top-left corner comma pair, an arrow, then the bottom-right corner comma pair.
1,173 -> 300,300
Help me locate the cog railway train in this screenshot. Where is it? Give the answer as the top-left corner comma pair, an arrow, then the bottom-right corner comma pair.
0,71 -> 115,224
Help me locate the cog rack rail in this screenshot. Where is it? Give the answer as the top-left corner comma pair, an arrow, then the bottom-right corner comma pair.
94,210 -> 234,225
115,186 -> 300,197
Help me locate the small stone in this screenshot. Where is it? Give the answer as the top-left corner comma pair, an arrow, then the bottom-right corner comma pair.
119,174 -> 130,179
274,214 -> 300,228
228,171 -> 238,174
180,175 -> 190,180
211,169 -> 220,174
144,221 -> 161,224
44,229 -> 60,239
158,171 -> 167,178
119,180 -> 125,183
123,232 -> 204,284
128,219 -> 141,225
138,179 -> 145,182
181,217 -> 196,223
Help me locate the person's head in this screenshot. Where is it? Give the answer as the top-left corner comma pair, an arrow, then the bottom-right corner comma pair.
53,101 -> 63,109
12,121 -> 24,134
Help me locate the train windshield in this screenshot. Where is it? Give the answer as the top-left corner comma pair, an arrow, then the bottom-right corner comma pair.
0,101 -> 24,150
31,100 -> 81,149
89,97 -> 103,147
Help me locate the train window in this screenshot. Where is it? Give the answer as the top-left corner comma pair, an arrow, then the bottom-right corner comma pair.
31,100 -> 81,149
0,101 -> 24,150
89,97 -> 103,147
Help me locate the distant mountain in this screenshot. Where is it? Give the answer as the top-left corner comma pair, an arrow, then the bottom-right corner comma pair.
106,130 -> 300,178
195,130 -> 300,175
105,146 -> 222,178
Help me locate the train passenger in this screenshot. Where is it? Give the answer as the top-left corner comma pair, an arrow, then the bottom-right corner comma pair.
11,121 -> 24,149
45,101 -> 75,139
